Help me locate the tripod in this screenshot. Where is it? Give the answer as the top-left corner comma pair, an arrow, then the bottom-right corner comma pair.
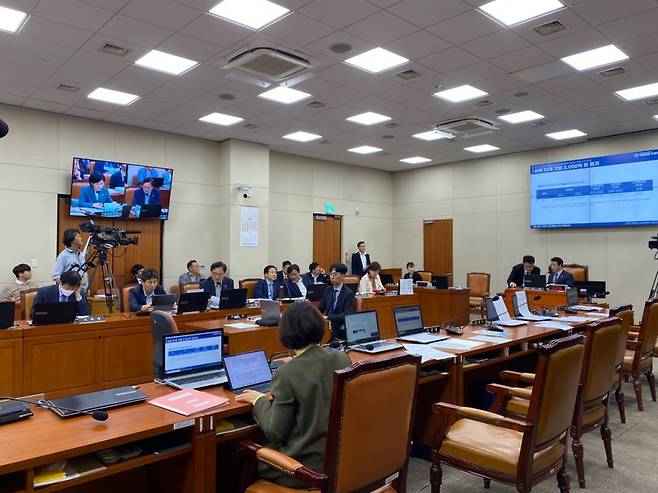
651,268 -> 658,300
81,247 -> 118,313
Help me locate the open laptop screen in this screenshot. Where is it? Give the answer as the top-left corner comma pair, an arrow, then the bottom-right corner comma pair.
344,311 -> 380,344
224,350 -> 272,391
394,306 -> 423,335
163,330 -> 223,377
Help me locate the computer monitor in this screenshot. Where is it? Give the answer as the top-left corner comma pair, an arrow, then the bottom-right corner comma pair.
380,273 -> 394,285
306,284 -> 329,302
393,305 -> 424,336
31,302 -> 78,326
524,274 -> 546,290
0,301 -> 15,329
163,330 -> 223,378
432,275 -> 449,289
177,291 -> 210,314
344,310 -> 380,345
224,350 -> 273,392
574,281 -> 607,299
566,287 -> 579,305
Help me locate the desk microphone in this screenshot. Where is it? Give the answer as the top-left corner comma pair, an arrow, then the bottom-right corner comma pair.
531,294 -> 559,317
0,397 -> 109,421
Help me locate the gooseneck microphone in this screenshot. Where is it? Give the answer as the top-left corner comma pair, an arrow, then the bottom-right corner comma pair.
0,396 -> 109,421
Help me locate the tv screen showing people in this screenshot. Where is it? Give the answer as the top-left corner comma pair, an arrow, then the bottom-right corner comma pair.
70,158 -> 173,220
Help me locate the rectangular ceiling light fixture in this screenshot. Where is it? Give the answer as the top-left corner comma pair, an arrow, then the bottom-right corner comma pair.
479,0 -> 564,27
208,0 -> 290,30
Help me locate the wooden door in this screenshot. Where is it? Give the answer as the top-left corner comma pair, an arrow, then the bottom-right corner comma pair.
423,219 -> 453,276
313,214 -> 342,270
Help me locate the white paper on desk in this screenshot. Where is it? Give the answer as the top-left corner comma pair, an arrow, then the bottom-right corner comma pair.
399,278 -> 414,295
209,296 -> 220,308
474,329 -> 510,337
492,319 -> 528,327
582,312 -> 608,318
224,322 -> 259,329
513,290 -> 534,318
402,343 -> 454,363
536,321 -> 571,330
552,316 -> 591,323
492,297 -> 511,320
571,305 -> 604,312
470,335 -> 511,344
434,338 -> 485,351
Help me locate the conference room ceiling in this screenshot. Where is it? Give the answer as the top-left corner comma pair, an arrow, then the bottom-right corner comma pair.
2,0 -> 658,172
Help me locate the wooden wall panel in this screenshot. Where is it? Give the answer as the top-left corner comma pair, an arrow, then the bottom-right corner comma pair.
0,333 -> 22,397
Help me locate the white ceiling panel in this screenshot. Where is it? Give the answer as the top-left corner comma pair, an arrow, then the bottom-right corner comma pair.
428,8 -> 500,45
179,13 -> 251,47
490,46 -> 555,73
155,33 -> 223,62
571,0 -> 658,27
598,8 -> 658,43
419,46 -> 481,72
100,15 -> 174,49
32,0 -> 115,31
299,0 -> 379,29
449,61 -> 506,84
344,10 -> 419,45
387,0 -> 472,28
121,0 -> 201,30
9,36 -> 77,64
384,30 -> 452,60
19,16 -> 94,49
461,30 -> 530,59
537,28 -> 610,58
265,12 -> 335,46
78,0 -> 131,11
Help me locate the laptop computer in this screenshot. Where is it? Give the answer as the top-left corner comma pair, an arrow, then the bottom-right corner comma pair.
152,294 -> 177,311
432,275 -> 449,289
485,297 -> 527,327
345,310 -> 402,354
380,273 -> 394,285
523,274 -> 546,289
161,330 -> 227,389
31,302 -> 78,326
224,350 -> 273,394
42,386 -> 147,418
0,301 -> 15,329
393,306 -> 447,344
177,291 -> 210,314
306,283 -> 329,302
209,288 -> 248,310
257,299 -> 280,326
137,203 -> 162,218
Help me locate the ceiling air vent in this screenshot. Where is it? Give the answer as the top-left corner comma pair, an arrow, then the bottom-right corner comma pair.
473,100 -> 493,107
645,98 -> 658,106
224,47 -> 311,82
598,66 -> 626,78
434,117 -> 498,138
100,43 -> 129,57
307,101 -> 326,108
242,123 -> 258,129
531,19 -> 566,36
385,122 -> 400,128
56,83 -> 80,93
395,69 -> 421,80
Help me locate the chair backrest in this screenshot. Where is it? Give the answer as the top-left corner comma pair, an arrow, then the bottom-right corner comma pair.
563,263 -> 588,282
180,283 -> 200,294
124,187 -> 137,206
466,272 -> 490,296
580,318 -> 625,404
323,354 -> 421,493
22,289 -> 38,320
278,286 -> 286,299
343,275 -> 360,285
120,286 -> 133,312
71,181 -> 85,199
168,284 -> 181,301
637,298 -> 658,357
150,310 -> 179,379
609,304 -> 633,366
354,296 -> 363,312
417,271 -> 432,282
380,268 -> 402,284
525,335 -> 584,447
239,279 -> 260,299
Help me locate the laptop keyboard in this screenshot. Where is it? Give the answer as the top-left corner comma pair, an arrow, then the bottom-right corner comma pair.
170,371 -> 225,385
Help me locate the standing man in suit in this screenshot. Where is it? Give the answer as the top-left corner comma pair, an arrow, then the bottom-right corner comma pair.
77,172 -> 114,209
276,260 -> 292,284
303,262 -> 329,285
31,271 -> 89,318
351,241 -> 370,278
128,268 -> 167,313
253,265 -> 281,300
132,178 -> 161,206
319,262 -> 355,340
284,264 -> 308,298
507,255 -> 541,288
201,261 -> 235,299
548,257 -> 574,287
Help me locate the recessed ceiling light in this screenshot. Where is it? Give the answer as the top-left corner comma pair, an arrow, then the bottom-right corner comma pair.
546,129 -> 587,140
344,47 -> 409,74
498,110 -> 544,123
258,86 -> 311,104
400,156 -> 431,164
134,49 -> 199,75
434,84 -> 488,103
199,112 -> 244,126
654,115 -> 658,120
283,131 -> 322,142
87,87 -> 140,106
208,0 -> 289,30
479,0 -> 564,27
346,111 -> 392,126
0,6 -> 28,33
615,82 -> 658,101
348,145 -> 382,155
561,44 -> 629,71
464,144 -> 500,153
412,130 -> 454,141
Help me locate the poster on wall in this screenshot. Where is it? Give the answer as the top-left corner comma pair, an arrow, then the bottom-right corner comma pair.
240,206 -> 259,247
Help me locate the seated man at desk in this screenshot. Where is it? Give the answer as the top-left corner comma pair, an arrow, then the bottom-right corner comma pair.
77,172 -> 113,209
253,265 -> 281,300
178,259 -> 205,285
31,271 -> 89,318
125,264 -> 144,286
303,262 -> 329,285
3,263 -> 37,302
132,178 -> 161,206
129,268 -> 167,313
319,262 -> 355,340
358,261 -> 385,294
507,255 -> 541,288
201,261 -> 235,298
548,257 -> 574,287
276,260 -> 292,284
236,301 -> 351,488
283,264 -> 309,298
403,261 -> 422,283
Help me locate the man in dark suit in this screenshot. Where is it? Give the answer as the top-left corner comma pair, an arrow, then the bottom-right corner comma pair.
283,264 -> 309,298
31,271 -> 89,318
303,262 -> 329,285
319,262 -> 355,340
253,265 -> 281,300
132,178 -> 161,206
276,260 -> 292,284
201,261 -> 235,298
507,255 -> 541,288
548,257 -> 574,287
350,241 -> 370,277
129,268 -> 167,313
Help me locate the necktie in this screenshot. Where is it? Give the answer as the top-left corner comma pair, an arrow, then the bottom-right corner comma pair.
268,283 -> 273,299
96,191 -> 100,201
330,289 -> 339,313
59,294 -> 67,302
216,283 -> 222,297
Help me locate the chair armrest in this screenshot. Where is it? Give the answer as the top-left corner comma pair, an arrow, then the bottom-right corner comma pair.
627,331 -> 639,341
487,383 -> 532,400
626,340 -> 640,350
499,371 -> 535,385
432,402 -> 530,432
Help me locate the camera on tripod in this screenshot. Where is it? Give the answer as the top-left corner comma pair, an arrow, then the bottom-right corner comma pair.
80,221 -> 139,250
650,235 -> 658,250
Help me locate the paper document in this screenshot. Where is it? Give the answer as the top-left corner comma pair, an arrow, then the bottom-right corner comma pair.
149,389 -> 228,416
583,312 -> 608,318
209,296 -> 219,308
571,305 -> 604,312
492,319 -> 527,327
552,316 -> 591,323
536,321 -> 572,330
434,338 -> 485,351
402,343 -> 454,363
474,329 -> 510,337
492,297 -> 511,320
470,335 -> 511,344
399,278 -> 414,295
225,322 -> 259,329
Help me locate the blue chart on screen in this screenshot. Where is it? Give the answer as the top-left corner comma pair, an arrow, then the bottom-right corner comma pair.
530,148 -> 658,229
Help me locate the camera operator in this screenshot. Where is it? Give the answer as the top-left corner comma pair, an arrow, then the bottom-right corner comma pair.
52,228 -> 88,291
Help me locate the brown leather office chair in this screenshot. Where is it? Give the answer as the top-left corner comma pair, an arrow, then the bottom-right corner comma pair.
168,284 -> 180,301
179,282 -> 200,294
70,181 -> 85,199
237,354 -> 421,493
563,264 -> 588,282
417,271 -> 432,282
124,187 -> 137,206
354,296 -> 363,312
467,272 -> 490,315
609,304 -> 633,423
121,286 -> 134,312
622,298 -> 658,411
240,279 -> 260,299
20,288 -> 39,319
430,334 -> 584,493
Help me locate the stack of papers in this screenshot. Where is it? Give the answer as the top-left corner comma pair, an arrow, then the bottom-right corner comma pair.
474,329 -> 510,337
571,305 -> 604,312
402,343 -> 454,363
552,316 -> 592,323
492,319 -> 528,327
470,335 -> 511,344
225,322 -> 259,329
434,338 -> 485,351
536,321 -> 571,331
149,389 -> 229,416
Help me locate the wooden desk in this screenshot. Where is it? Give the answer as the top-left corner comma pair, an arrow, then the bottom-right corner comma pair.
359,294 -> 419,339
503,288 -> 567,314
0,328 -> 22,397
414,287 -> 470,326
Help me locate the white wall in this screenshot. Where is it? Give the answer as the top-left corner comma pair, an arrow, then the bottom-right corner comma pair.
393,131 -> 658,312
269,151 -> 394,272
